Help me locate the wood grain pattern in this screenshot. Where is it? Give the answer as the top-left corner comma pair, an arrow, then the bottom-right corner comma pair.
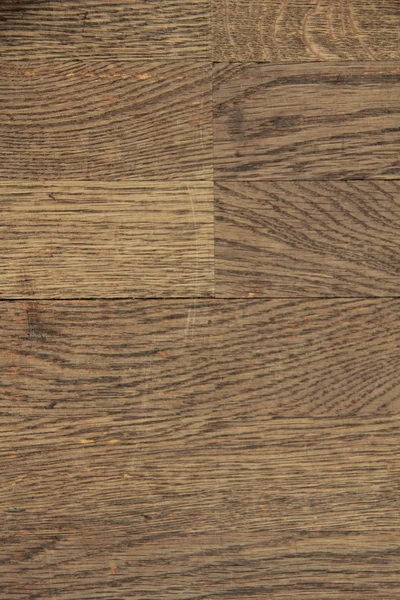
213,62 -> 400,180
216,180 -> 400,297
1,299 -> 398,423
212,299 -> 400,417
0,0 -> 210,59
0,300 -> 399,598
0,181 -> 213,299
213,0 -> 400,62
0,61 -> 212,181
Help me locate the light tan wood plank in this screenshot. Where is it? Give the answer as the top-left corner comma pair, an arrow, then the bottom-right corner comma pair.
214,62 -> 400,180
0,0 -> 210,59
216,180 -> 400,297
213,0 -> 400,62
0,300 -> 399,598
0,61 -> 212,181
0,182 -> 213,298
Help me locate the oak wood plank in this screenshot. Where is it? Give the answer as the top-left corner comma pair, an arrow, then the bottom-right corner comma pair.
0,61 -> 212,181
216,180 -> 400,297
0,300 -> 399,598
1,299 -> 398,423
0,181 -> 213,299
212,298 -> 400,417
213,0 -> 400,62
213,62 -> 400,180
1,415 -> 399,600
0,0 -> 210,59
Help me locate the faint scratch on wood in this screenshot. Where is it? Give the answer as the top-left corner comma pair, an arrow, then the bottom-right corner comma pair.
198,97 -> 205,149
184,303 -> 196,341
187,186 -> 199,290
184,308 -> 192,340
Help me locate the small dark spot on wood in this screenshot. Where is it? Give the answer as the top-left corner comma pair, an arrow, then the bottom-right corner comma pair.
229,107 -> 244,136
46,401 -> 57,409
26,302 -> 45,340
5,508 -> 26,513
25,302 -> 56,340
48,193 -> 56,201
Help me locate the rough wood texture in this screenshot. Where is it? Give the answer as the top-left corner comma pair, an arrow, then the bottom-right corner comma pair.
0,182 -> 213,299
1,0 -> 400,596
213,299 -> 400,417
0,61 -> 212,181
1,299 -> 398,421
213,0 -> 400,62
213,62 -> 400,180
0,300 -> 399,599
0,0 -> 210,59
216,180 -> 400,297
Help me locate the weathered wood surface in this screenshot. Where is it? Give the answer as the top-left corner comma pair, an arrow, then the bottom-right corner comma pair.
1,1 -> 400,598
1,299 -> 399,420
0,300 -> 399,599
0,181 -> 213,299
213,0 -> 400,62
213,62 -> 400,180
0,61 -> 212,181
216,180 -> 400,297
0,0 -> 210,59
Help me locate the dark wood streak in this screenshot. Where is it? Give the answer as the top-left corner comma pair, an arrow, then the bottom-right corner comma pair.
0,0 -> 210,59
0,60 -> 212,181
215,180 -> 400,297
213,61 -> 400,180
213,0 -> 400,62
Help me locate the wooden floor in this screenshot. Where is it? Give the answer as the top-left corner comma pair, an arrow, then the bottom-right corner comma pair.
0,2 -> 399,599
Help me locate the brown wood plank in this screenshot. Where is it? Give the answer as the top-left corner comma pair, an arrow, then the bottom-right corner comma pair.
1,415 -> 399,600
0,299 -> 398,422
212,299 -> 400,417
0,182 -> 213,299
0,299 -> 399,598
0,0 -> 210,59
0,61 -> 212,181
213,0 -> 400,62
215,180 -> 400,297
213,62 -> 400,180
